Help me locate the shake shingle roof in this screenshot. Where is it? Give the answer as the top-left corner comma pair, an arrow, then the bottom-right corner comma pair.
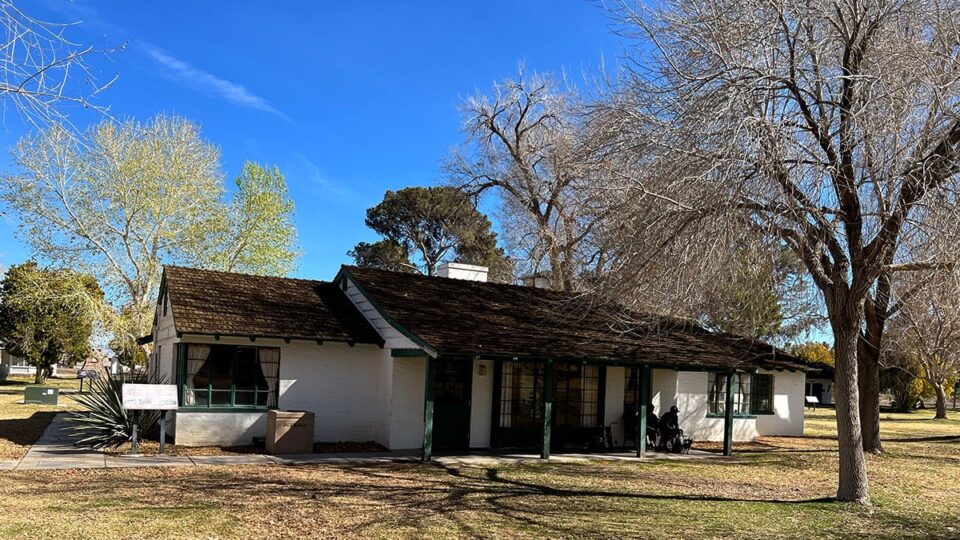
342,266 -> 810,372
160,264 -> 808,372
163,266 -> 383,345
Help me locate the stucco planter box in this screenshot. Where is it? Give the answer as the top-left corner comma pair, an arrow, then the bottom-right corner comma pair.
266,410 -> 315,454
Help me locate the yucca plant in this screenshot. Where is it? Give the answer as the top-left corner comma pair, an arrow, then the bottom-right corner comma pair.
65,368 -> 164,449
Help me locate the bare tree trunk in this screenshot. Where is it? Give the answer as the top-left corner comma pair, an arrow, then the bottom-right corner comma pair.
857,339 -> 883,454
830,295 -> 870,504
34,366 -> 47,384
934,383 -> 948,420
859,276 -> 890,454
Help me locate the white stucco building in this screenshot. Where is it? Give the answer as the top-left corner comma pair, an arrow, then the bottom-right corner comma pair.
147,263 -> 811,457
1,347 -> 57,378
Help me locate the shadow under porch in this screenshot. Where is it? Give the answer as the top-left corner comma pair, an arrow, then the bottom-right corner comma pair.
421,355 -> 742,462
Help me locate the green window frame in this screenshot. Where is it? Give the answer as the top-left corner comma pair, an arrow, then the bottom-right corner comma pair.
499,361 -> 545,428
553,363 -> 600,428
751,374 -> 774,414
707,372 -> 755,417
176,343 -> 280,410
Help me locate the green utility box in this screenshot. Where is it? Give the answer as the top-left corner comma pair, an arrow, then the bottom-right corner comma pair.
24,386 -> 59,405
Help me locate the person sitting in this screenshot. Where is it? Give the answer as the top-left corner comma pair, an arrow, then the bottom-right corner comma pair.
646,406 -> 659,448
657,405 -> 681,451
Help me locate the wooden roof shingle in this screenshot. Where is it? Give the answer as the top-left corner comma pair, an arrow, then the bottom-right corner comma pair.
343,266 -> 810,372
163,266 -> 383,345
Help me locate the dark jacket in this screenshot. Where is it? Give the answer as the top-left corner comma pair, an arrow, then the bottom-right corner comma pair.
660,410 -> 679,432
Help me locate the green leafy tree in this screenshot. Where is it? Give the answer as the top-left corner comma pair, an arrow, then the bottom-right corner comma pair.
184,161 -> 299,275
0,262 -> 104,383
350,186 -> 512,281
347,240 -> 414,273
0,115 -> 300,359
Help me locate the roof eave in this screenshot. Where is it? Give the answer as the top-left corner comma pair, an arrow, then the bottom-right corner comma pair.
336,266 -> 439,358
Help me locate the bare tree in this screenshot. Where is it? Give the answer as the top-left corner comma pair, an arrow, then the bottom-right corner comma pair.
447,72 -> 613,291
887,268 -> 960,419
599,0 -> 960,503
0,1 -> 119,129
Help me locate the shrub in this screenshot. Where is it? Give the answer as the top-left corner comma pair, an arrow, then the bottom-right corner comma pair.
65,368 -> 164,449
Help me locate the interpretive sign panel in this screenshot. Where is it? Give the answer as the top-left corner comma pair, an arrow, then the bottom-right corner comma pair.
122,384 -> 178,410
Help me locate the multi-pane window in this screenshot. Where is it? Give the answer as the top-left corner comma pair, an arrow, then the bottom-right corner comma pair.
554,363 -> 600,428
751,374 -> 774,414
624,367 -> 640,414
500,361 -> 601,429
180,344 -> 280,408
499,361 -> 544,428
707,372 -> 757,415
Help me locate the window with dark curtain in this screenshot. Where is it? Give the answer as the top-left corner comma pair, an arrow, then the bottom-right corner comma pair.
183,344 -> 279,408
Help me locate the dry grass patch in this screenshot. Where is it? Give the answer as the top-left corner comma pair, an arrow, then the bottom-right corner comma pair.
0,376 -> 81,460
0,402 -> 958,538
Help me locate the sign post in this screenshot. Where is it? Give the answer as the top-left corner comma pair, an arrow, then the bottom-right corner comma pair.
121,384 -> 178,456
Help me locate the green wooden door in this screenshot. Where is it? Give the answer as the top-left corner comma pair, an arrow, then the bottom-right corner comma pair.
432,358 -> 472,450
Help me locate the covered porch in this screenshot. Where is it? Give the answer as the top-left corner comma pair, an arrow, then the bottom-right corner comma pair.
419,354 -> 761,462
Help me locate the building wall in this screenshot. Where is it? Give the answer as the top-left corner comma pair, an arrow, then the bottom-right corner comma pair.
279,341 -> 388,444
604,366 -> 626,446
1,348 -> 53,377
169,336 -> 392,447
340,272 -> 430,450
667,370 -> 806,442
150,288 -> 179,437
150,289 -> 178,383
387,356 -> 426,450
470,359 -> 494,448
756,370 -> 805,437
651,369 -> 678,414
175,411 -> 267,446
675,371 -> 758,442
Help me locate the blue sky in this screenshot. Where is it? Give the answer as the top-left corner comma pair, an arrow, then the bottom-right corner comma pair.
0,1 -> 627,279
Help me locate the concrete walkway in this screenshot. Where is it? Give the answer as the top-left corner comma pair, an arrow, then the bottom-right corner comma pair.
9,413 -> 725,471
17,413 -> 106,470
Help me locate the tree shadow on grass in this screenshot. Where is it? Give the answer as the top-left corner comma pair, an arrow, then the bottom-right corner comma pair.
880,435 -> 960,443
0,411 -> 56,446
15,460 -> 953,539
435,463 -> 835,505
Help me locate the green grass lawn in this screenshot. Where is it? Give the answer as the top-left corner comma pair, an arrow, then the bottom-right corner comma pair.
0,408 -> 956,538
0,376 -> 82,460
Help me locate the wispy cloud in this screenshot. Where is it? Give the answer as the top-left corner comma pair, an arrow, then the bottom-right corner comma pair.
141,44 -> 292,123
291,153 -> 361,202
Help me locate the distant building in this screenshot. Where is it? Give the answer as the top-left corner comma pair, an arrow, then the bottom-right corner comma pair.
0,346 -> 58,378
804,362 -> 835,406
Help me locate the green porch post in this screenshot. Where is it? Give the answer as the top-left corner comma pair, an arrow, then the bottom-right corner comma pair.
541,360 -> 554,459
637,365 -> 651,457
422,355 -> 436,462
723,371 -> 735,457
